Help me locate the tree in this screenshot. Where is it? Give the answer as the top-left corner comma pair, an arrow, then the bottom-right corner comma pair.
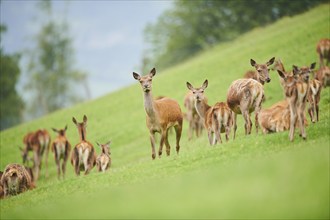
25,1 -> 89,117
0,24 -> 25,130
143,0 -> 327,71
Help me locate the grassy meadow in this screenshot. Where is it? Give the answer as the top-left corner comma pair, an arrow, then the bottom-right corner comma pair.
1,4 -> 329,219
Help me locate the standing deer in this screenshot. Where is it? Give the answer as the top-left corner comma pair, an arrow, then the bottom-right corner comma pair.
316,38 -> 330,67
227,57 -> 275,139
186,80 -> 232,145
277,63 -> 316,141
133,68 -> 183,159
71,115 -> 96,176
315,66 -> 330,87
96,141 -> 111,172
51,126 -> 71,179
20,129 -> 50,180
183,91 -> 204,140
307,78 -> 322,123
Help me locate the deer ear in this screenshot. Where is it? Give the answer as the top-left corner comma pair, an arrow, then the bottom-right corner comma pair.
96,142 -> 101,147
106,140 -> 111,146
83,115 -> 87,123
64,125 -> 68,131
150,68 -> 156,77
310,62 -> 316,70
202,79 -> 208,89
72,117 -> 77,125
267,57 -> 275,66
133,72 -> 140,80
277,70 -> 286,79
52,128 -> 58,133
250,59 -> 257,67
293,65 -> 299,75
186,82 -> 193,90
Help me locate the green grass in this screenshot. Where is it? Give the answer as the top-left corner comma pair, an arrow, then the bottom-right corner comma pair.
1,4 -> 329,219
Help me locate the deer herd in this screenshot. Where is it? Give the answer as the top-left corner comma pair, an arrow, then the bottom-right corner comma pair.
1,38 -> 329,199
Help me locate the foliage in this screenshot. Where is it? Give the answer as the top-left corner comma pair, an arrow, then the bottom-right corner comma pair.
0,24 -> 24,130
25,1 -> 88,118
0,4 -> 329,219
143,0 -> 328,71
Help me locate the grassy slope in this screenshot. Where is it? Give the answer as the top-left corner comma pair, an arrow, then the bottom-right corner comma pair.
1,4 -> 329,219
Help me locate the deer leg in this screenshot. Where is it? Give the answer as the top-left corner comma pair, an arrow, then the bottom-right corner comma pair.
159,130 -> 167,158
54,147 -> 61,179
242,111 -> 251,135
174,123 -> 182,154
149,132 -> 156,160
208,130 -> 213,145
225,125 -> 230,142
188,120 -> 193,141
164,129 -> 171,156
298,108 -> 306,140
232,113 -> 237,140
289,106 -> 296,142
33,151 -> 40,181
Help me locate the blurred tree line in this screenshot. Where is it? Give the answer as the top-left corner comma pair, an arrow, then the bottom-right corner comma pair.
0,1 -> 89,130
142,0 -> 328,72
0,25 -> 24,130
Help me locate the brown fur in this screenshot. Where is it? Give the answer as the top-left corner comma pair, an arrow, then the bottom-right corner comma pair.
258,100 -> 308,134
187,80 -> 232,145
277,63 -> 316,141
71,115 -> 96,176
307,79 -> 322,123
243,70 -> 258,81
227,57 -> 275,139
133,68 -> 183,159
51,126 -> 71,179
315,66 -> 330,88
0,163 -> 35,198
20,129 -> 51,180
316,38 -> 330,67
96,141 -> 111,172
183,91 -> 204,140
0,171 -> 4,199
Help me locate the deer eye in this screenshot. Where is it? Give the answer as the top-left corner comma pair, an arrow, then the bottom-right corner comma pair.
201,90 -> 204,93
192,91 -> 196,94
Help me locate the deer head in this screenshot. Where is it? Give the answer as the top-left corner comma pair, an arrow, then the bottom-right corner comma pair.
72,115 -> 88,141
293,63 -> 316,83
186,80 -> 208,103
132,68 -> 156,93
250,57 -> 275,84
52,125 -> 68,136
96,141 -> 111,156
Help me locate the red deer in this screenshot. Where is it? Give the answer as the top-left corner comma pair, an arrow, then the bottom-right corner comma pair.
316,38 -> 330,67
0,171 -> 3,199
183,91 -> 204,140
51,126 -> 71,179
227,57 -> 275,139
0,163 -> 35,198
96,141 -> 111,172
307,79 -> 322,123
258,100 -> 308,134
277,63 -> 316,141
20,129 -> 50,180
71,115 -> 96,175
315,66 -> 330,87
133,68 -> 183,159
186,80 -> 232,145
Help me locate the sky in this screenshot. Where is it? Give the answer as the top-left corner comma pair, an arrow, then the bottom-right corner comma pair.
0,0 -> 172,100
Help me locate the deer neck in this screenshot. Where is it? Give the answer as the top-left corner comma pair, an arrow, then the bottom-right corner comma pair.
143,91 -> 157,119
194,99 -> 211,120
78,127 -> 87,142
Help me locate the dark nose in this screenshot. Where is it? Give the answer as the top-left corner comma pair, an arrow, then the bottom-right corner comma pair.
266,78 -> 271,83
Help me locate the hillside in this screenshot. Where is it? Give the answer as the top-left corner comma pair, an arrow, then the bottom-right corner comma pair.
1,4 -> 329,219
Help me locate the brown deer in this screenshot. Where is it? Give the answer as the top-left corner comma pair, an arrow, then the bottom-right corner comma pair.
307,78 -> 322,123
133,68 -> 183,159
186,80 -> 232,145
183,91 -> 204,140
20,129 -> 50,180
277,63 -> 316,141
316,38 -> 330,67
96,141 -> 111,172
71,115 -> 96,175
0,163 -> 35,198
258,100 -> 308,134
315,66 -> 330,87
243,70 -> 258,82
51,126 -> 71,179
227,57 -> 275,139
